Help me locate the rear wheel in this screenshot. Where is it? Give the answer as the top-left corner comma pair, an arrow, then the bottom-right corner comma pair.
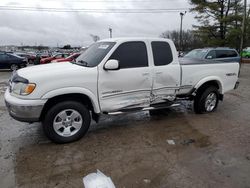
43,101 -> 91,143
10,64 -> 18,71
194,86 -> 219,114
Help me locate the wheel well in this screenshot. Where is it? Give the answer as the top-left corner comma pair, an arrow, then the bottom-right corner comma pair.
40,93 -> 94,121
195,80 -> 223,100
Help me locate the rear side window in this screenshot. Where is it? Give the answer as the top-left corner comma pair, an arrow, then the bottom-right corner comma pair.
227,50 -> 238,57
151,41 -> 173,66
216,50 -> 228,58
215,50 -> 238,58
109,41 -> 148,69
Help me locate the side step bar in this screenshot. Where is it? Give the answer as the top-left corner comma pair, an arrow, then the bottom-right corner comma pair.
108,103 -> 180,115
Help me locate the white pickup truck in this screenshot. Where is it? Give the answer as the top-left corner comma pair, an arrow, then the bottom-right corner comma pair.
5,38 -> 239,143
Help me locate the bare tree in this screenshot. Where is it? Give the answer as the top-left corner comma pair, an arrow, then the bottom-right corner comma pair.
160,30 -> 203,51
90,34 -> 100,42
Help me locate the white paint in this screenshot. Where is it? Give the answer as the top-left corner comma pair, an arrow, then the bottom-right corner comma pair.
83,170 -> 116,188
5,38 -> 239,119
167,140 -> 175,145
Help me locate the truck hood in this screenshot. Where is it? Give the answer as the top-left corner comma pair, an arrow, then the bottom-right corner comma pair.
14,62 -> 98,100
17,62 -> 85,81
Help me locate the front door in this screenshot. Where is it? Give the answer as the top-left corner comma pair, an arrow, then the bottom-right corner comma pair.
0,53 -> 10,69
98,41 -> 152,112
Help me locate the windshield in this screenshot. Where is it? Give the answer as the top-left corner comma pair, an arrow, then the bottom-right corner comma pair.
184,49 -> 208,59
75,42 -> 116,67
11,54 -> 23,59
53,54 -> 62,58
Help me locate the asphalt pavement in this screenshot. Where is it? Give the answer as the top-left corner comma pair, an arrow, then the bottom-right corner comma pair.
0,64 -> 250,188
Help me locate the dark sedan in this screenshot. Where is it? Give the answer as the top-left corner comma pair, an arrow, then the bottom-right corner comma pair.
0,52 -> 27,71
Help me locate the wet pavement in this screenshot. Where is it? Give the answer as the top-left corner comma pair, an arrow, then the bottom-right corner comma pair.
1,65 -> 250,188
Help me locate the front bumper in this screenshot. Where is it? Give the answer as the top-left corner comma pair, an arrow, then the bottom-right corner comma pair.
4,89 -> 47,122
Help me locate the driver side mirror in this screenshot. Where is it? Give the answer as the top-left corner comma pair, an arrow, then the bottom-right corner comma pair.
104,59 -> 119,70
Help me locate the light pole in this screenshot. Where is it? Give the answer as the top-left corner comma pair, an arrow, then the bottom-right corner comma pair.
109,27 -> 112,38
179,11 -> 186,55
240,0 -> 247,54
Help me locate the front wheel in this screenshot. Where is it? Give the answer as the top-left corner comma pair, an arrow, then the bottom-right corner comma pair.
43,101 -> 91,143
194,86 -> 219,114
10,64 -> 18,71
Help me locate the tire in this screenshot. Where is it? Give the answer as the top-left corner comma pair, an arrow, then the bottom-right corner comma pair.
149,110 -> 160,116
28,60 -> 33,64
10,64 -> 18,71
42,101 -> 91,143
193,86 -> 219,114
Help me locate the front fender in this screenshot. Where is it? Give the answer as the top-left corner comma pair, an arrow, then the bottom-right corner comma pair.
41,87 -> 100,113
194,76 -> 224,94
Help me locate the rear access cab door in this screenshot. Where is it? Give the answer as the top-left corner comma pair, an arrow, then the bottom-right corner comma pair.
149,40 -> 181,104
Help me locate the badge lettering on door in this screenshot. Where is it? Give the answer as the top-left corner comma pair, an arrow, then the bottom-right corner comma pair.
102,90 -> 123,95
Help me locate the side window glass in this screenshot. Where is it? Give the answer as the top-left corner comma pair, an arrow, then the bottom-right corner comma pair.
151,41 -> 173,66
227,50 -> 238,57
109,41 -> 148,69
206,50 -> 216,59
216,50 -> 228,58
0,54 -> 9,61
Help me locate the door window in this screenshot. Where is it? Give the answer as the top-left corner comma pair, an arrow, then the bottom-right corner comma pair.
227,50 -> 238,57
0,54 -> 9,61
205,50 -> 216,59
109,41 -> 148,69
216,50 -> 229,58
55,54 -> 63,58
151,41 -> 173,66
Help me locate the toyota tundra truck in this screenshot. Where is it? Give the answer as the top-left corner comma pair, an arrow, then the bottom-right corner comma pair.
4,38 -> 240,143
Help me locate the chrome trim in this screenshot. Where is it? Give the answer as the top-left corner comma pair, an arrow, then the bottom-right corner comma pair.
5,100 -> 43,122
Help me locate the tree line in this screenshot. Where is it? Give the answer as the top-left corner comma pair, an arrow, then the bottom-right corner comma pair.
160,0 -> 250,52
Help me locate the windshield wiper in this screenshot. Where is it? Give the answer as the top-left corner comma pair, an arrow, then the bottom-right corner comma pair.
73,60 -> 89,67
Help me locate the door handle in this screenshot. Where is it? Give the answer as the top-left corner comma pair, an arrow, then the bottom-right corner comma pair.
156,72 -> 163,75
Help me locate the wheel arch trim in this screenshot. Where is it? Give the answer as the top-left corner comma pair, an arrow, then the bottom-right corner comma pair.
194,76 -> 224,94
41,87 -> 100,113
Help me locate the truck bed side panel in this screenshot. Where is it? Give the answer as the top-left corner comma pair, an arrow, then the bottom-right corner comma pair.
179,58 -> 239,95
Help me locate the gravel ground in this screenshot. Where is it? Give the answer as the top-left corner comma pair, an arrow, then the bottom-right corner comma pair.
0,64 -> 250,188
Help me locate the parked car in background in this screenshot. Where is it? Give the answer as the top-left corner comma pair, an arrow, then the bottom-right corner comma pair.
184,48 -> 241,63
241,47 -> 250,58
40,53 -> 69,64
0,52 -> 27,71
51,53 -> 81,63
36,52 -> 50,59
14,52 -> 36,64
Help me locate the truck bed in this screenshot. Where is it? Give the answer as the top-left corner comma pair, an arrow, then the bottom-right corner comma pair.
178,57 -> 239,95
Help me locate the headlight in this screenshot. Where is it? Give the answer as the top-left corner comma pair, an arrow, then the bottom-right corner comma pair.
12,82 -> 36,95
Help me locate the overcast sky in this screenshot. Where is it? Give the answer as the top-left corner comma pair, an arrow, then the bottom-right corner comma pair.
0,0 -> 197,47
